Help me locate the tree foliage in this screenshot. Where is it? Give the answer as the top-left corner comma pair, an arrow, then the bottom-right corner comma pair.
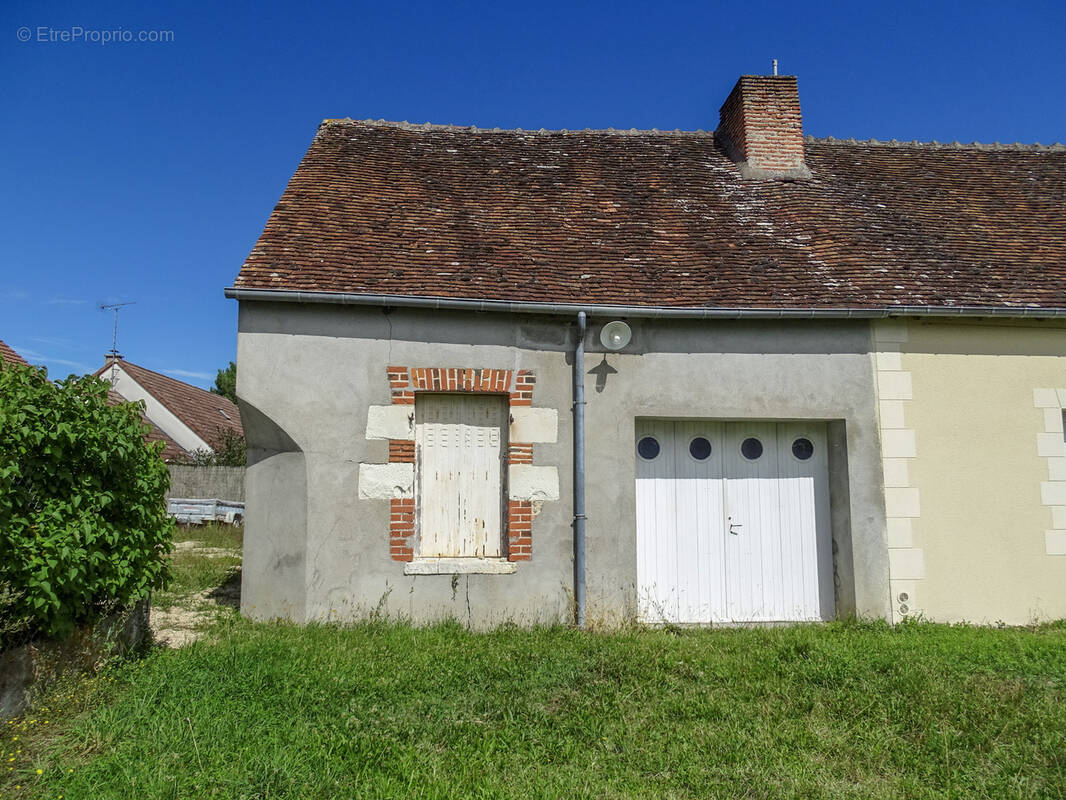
185,427 -> 247,467
211,361 -> 237,404
0,364 -> 173,647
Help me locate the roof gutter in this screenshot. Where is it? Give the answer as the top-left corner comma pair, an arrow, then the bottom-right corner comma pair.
224,287 -> 1066,320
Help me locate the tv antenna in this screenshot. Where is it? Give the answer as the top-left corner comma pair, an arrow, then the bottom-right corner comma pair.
99,301 -> 135,382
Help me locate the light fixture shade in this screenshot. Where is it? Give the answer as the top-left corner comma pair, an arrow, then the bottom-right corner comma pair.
599,320 -> 632,351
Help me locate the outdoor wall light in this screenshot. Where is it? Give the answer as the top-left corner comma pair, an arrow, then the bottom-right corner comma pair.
599,320 -> 632,351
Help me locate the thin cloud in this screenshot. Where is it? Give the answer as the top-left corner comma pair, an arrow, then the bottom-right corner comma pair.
29,335 -> 82,349
164,368 -> 213,381
47,357 -> 94,371
12,346 -> 93,374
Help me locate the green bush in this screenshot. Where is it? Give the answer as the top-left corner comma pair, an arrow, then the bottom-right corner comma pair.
0,364 -> 173,647
183,427 -> 247,467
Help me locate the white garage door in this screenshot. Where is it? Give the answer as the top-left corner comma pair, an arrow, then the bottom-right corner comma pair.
635,420 -> 834,624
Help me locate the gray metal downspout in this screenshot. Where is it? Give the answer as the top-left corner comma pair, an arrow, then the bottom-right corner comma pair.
573,311 -> 587,629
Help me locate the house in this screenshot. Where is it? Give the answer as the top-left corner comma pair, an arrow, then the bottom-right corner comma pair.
95,355 -> 243,463
227,73 -> 1066,628
2,340 -> 190,460
2,341 -> 228,467
105,389 -> 189,463
0,339 -> 29,368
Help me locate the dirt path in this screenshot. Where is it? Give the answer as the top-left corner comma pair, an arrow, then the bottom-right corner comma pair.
150,542 -> 241,648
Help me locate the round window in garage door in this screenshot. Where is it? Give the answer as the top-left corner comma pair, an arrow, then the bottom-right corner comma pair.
688,437 -> 712,460
637,436 -> 661,460
740,437 -> 763,460
792,437 -> 815,461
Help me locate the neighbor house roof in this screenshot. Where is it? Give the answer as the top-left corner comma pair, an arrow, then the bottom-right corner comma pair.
94,359 -> 243,451
0,339 -> 29,367
105,389 -> 190,462
231,120 -> 1066,312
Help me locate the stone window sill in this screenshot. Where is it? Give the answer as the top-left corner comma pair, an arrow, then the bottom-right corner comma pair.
403,558 -> 517,575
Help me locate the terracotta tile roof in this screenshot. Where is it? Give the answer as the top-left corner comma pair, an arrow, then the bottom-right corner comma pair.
233,120 -> 1066,311
0,339 -> 29,367
141,421 -> 190,462
105,390 -> 189,462
95,359 -> 243,451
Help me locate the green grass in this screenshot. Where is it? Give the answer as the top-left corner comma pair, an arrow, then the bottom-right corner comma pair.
3,619 -> 1065,799
153,523 -> 242,609
177,522 -> 243,552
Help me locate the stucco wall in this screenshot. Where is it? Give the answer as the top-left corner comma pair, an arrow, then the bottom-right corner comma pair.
884,319 -> 1066,624
235,302 -> 889,627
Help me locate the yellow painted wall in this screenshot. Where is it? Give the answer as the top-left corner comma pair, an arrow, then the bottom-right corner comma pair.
884,320 -> 1066,624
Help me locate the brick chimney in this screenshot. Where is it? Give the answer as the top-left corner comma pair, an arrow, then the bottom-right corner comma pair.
716,75 -> 811,180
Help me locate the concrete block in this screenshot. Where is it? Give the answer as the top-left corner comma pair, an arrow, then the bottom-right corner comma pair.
877,371 -> 913,401
1052,506 -> 1066,529
404,558 -> 517,575
1045,530 -> 1066,556
879,400 -> 906,429
886,517 -> 913,548
1034,388 -> 1060,409
882,458 -> 910,488
1045,408 -> 1065,434
889,548 -> 925,580
1041,481 -> 1066,507
508,465 -> 560,501
881,429 -> 917,459
365,405 -> 415,440
357,463 -> 414,499
1036,433 -> 1065,458
1048,457 -> 1066,482
509,407 -> 558,443
1057,389 -> 1066,407
167,465 -> 245,502
884,487 -> 921,518
875,351 -> 902,371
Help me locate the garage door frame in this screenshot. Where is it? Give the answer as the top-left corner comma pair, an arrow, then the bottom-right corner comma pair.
635,417 -> 841,624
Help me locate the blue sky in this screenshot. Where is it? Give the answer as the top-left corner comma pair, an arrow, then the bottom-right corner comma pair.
3,0 -> 1064,388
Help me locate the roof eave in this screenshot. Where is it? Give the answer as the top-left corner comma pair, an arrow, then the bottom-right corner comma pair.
224,287 -> 1066,321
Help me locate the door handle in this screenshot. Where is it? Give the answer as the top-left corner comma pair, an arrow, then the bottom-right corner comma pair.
728,517 -> 742,535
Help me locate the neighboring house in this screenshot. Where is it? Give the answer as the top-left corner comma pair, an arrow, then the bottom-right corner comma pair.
0,339 -> 29,368
2,339 -> 188,460
94,356 -> 243,463
104,389 -> 189,463
227,73 -> 1066,628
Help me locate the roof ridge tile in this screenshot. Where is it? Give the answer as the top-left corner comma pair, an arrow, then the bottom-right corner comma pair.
320,118 -> 1066,150
805,134 -> 1066,151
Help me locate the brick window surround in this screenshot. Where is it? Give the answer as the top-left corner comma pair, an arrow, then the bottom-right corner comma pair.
386,366 -> 536,563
